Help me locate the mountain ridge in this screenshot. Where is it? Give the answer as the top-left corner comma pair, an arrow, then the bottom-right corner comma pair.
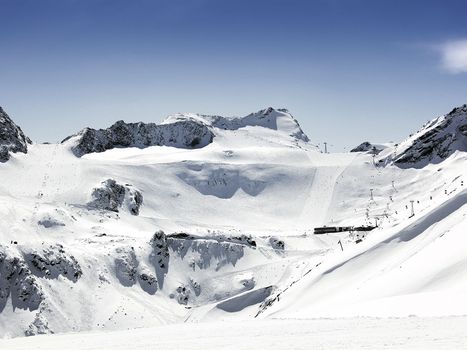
62,107 -> 310,157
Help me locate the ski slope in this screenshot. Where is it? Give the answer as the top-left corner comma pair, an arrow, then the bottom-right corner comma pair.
0,106 -> 466,344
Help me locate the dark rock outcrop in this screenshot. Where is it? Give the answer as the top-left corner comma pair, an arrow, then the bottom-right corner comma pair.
149,231 -> 170,289
350,141 -> 383,154
88,179 -> 143,215
350,141 -> 372,153
0,107 -> 32,162
115,247 -> 158,294
25,309 -> 53,336
62,119 -> 214,157
24,244 -> 82,282
37,217 -> 66,228
127,188 -> 143,215
172,285 -> 191,305
0,248 -> 45,313
386,104 -> 467,167
269,237 -> 285,250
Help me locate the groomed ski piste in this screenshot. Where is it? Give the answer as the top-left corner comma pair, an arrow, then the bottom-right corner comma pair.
0,105 -> 466,348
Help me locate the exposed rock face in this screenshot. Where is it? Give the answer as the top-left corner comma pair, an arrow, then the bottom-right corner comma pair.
88,179 -> 143,215
114,246 -> 158,294
350,141 -> 383,154
146,231 -> 256,294
0,248 -> 45,312
149,230 -> 170,289
38,217 -> 66,228
269,237 -> 285,250
351,141 -> 372,153
25,309 -> 52,336
127,188 -> 143,215
89,179 -> 125,212
172,285 -> 191,305
0,243 -> 82,327
0,107 -> 32,162
24,245 -> 82,282
380,105 -> 467,167
113,230 -> 256,298
62,119 -> 214,157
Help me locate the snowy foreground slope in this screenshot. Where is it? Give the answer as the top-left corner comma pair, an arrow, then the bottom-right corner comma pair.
0,106 -> 466,346
3,317 -> 467,349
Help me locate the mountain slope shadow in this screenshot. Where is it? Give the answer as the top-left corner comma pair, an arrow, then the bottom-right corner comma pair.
216,286 -> 273,313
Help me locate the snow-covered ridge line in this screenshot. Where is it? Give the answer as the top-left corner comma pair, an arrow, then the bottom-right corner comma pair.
384,104 -> 467,167
163,107 -> 310,142
62,107 -> 310,157
0,106 -> 31,162
351,104 -> 467,168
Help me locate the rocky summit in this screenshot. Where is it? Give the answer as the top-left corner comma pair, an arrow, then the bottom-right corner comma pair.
381,104 -> 467,167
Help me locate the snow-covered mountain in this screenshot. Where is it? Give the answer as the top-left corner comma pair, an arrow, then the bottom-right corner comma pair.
62,107 -> 309,157
350,141 -> 391,154
0,105 -> 466,339
375,104 -> 467,167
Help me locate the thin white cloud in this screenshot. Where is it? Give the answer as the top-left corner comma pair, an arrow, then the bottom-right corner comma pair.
440,39 -> 467,74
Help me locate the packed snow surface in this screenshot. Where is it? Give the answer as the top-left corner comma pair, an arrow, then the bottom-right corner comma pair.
2,317 -> 467,349
0,105 -> 466,346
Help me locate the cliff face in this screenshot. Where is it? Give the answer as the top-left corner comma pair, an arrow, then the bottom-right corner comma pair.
0,107 -> 32,162
62,119 -> 215,157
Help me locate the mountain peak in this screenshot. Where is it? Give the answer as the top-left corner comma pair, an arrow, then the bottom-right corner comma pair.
379,104 -> 467,167
447,104 -> 467,117
163,108 -> 310,143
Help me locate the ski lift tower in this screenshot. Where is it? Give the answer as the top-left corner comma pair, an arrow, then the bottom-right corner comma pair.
409,200 -> 415,217
324,142 -> 328,154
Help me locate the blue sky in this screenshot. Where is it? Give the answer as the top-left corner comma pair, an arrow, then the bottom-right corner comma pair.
1,0 -> 467,150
